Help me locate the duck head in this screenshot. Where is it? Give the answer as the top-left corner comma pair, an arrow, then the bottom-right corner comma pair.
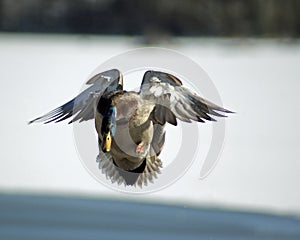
101,106 -> 117,152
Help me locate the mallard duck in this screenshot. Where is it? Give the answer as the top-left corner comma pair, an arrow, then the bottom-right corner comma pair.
29,69 -> 232,187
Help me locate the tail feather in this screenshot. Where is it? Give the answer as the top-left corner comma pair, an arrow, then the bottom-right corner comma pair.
97,151 -> 162,188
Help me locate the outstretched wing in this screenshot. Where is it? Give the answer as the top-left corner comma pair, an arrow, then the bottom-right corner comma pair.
140,70 -> 233,125
29,69 -> 123,124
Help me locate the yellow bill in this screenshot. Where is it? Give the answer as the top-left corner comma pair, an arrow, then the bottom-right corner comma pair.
102,131 -> 112,152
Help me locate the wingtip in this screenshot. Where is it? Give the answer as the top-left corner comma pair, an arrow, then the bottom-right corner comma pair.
28,117 -> 41,125
223,109 -> 235,114
215,108 -> 235,115
211,117 -> 217,122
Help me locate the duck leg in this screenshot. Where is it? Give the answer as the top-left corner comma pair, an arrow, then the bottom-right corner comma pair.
136,142 -> 144,153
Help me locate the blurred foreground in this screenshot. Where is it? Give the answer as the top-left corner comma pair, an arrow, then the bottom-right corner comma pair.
1,193 -> 300,240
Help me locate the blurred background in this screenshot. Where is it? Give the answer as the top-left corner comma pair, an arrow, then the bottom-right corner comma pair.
1,0 -> 300,38
1,0 -> 300,239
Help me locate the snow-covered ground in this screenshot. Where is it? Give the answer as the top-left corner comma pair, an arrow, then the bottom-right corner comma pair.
0,34 -> 299,215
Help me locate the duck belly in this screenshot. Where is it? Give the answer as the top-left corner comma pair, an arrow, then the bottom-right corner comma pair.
110,119 -> 153,171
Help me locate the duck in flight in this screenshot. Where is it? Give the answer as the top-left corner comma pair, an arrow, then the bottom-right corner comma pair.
29,69 -> 232,187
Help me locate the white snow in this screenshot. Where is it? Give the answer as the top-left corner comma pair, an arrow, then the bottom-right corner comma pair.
0,34 -> 299,215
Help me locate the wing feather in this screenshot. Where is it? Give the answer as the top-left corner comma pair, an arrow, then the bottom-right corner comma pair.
29,69 -> 122,124
140,70 -> 233,124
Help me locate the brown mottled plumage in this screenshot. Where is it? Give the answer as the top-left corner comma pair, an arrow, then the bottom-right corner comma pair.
29,69 -> 232,187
